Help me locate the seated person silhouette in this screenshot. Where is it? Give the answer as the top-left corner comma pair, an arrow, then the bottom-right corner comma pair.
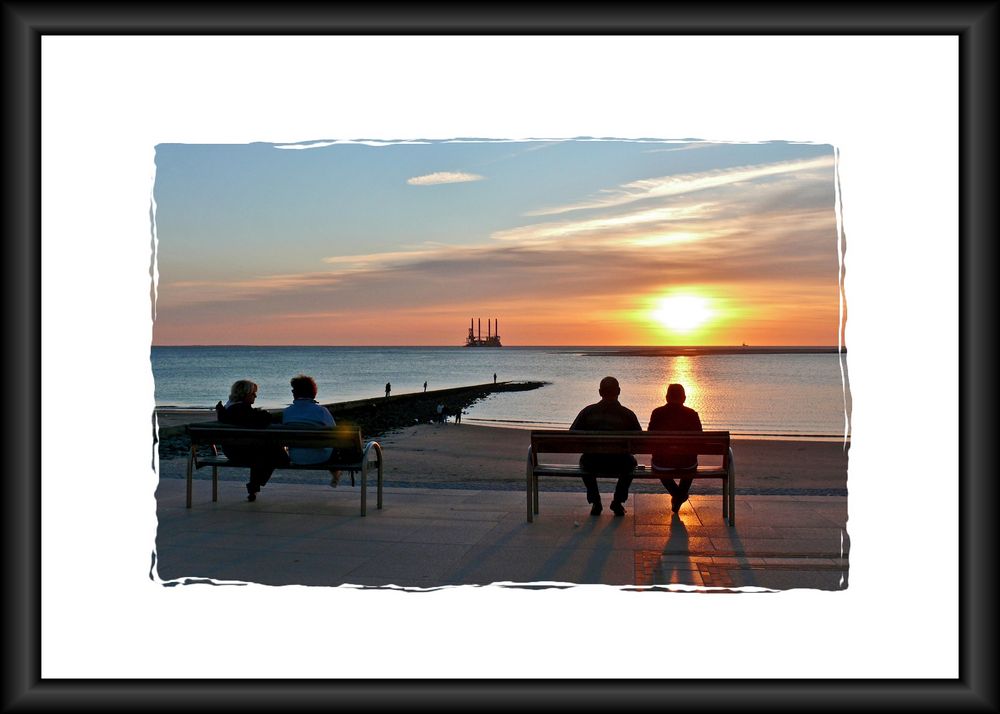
570,376 -> 642,517
216,379 -> 289,502
648,383 -> 703,514
282,374 -> 343,488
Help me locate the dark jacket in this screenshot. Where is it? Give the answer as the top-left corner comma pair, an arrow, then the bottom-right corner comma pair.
570,399 -> 642,474
215,401 -> 285,465
217,400 -> 275,428
648,402 -> 703,469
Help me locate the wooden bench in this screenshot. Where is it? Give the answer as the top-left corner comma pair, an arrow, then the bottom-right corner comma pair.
526,430 -> 735,525
184,423 -> 384,515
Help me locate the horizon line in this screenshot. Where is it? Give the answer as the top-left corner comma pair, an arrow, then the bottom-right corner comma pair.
151,343 -> 846,349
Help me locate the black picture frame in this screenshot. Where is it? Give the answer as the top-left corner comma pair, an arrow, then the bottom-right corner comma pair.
9,4 -> 995,709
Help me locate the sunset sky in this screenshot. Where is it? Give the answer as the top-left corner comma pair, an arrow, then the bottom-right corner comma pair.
152,139 -> 841,346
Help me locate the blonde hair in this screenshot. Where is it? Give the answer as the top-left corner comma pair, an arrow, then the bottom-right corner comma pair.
229,379 -> 258,401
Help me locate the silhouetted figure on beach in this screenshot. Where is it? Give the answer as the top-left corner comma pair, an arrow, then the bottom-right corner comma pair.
215,379 -> 289,502
436,403 -> 445,423
648,383 -> 703,514
423,381 -> 427,392
385,382 -> 391,398
454,408 -> 462,424
493,373 -> 497,384
283,374 -> 341,488
570,376 -> 642,517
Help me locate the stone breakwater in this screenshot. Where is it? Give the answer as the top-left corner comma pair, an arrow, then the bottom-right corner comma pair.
154,381 -> 547,460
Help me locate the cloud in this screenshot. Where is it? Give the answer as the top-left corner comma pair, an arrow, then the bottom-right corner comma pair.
642,142 -> 720,153
406,171 -> 485,186
526,155 -> 835,217
156,149 -> 839,344
491,203 -> 717,247
274,139 -> 432,150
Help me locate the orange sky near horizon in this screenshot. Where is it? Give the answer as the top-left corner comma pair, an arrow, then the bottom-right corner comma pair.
152,280 -> 843,347
152,140 -> 844,347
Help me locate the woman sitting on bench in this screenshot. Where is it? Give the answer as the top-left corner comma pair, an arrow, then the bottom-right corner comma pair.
216,379 -> 289,502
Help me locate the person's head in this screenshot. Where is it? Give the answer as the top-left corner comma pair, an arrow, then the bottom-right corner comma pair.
598,376 -> 621,401
229,379 -> 258,403
666,383 -> 687,404
290,374 -> 318,400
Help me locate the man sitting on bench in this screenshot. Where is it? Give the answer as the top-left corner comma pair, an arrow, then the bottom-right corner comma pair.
648,383 -> 703,514
569,376 -> 642,517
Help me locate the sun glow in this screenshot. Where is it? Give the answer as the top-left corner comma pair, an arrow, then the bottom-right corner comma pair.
652,294 -> 715,332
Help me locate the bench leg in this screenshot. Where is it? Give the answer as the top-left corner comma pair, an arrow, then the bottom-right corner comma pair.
375,444 -> 383,510
212,466 -> 218,502
526,456 -> 534,522
360,464 -> 368,517
186,447 -> 194,508
533,474 -> 539,516
728,471 -> 736,527
722,476 -> 729,523
727,448 -> 736,526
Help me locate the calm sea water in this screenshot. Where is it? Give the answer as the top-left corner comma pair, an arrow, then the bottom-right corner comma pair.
151,346 -> 850,439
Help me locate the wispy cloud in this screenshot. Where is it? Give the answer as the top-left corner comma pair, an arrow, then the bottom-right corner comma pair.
274,139 -> 432,150
642,142 -> 720,154
491,203 -> 716,247
406,171 -> 485,186
526,155 -> 835,217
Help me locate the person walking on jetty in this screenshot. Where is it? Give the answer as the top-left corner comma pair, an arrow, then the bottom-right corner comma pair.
215,379 -> 289,502
570,376 -> 642,517
493,372 -> 497,384
423,381 -> 427,392
648,383 -> 703,514
385,382 -> 391,398
283,374 -> 341,488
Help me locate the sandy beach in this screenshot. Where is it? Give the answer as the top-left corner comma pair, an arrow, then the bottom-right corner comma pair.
159,422 -> 849,494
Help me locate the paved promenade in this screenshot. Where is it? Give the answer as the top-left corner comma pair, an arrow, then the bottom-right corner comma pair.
154,466 -> 848,591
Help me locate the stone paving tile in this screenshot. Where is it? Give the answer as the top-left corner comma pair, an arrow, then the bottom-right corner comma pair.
155,542 -> 381,586
709,536 -> 843,556
392,518 -> 505,545
154,477 -> 849,590
343,542 -> 475,582
449,544 -> 637,586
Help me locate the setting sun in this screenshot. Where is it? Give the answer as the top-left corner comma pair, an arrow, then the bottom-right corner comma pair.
652,294 -> 714,332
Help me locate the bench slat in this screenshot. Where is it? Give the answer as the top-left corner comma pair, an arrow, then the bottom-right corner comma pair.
530,430 -> 730,456
532,464 -> 728,478
187,423 -> 363,450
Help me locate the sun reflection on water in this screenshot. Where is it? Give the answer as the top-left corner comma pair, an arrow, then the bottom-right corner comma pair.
661,355 -> 702,411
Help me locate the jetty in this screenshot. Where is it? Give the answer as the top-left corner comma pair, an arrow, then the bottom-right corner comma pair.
154,380 -> 546,457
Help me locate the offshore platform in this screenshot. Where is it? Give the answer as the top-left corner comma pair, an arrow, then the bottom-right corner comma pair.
465,318 -> 502,347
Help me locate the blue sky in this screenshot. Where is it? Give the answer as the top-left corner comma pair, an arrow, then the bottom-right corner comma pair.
152,138 -> 839,346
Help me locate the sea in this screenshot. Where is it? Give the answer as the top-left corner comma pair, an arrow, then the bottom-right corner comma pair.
151,346 -> 851,441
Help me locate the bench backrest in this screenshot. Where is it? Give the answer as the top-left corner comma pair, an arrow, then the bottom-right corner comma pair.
529,430 -> 730,458
186,422 -> 364,452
